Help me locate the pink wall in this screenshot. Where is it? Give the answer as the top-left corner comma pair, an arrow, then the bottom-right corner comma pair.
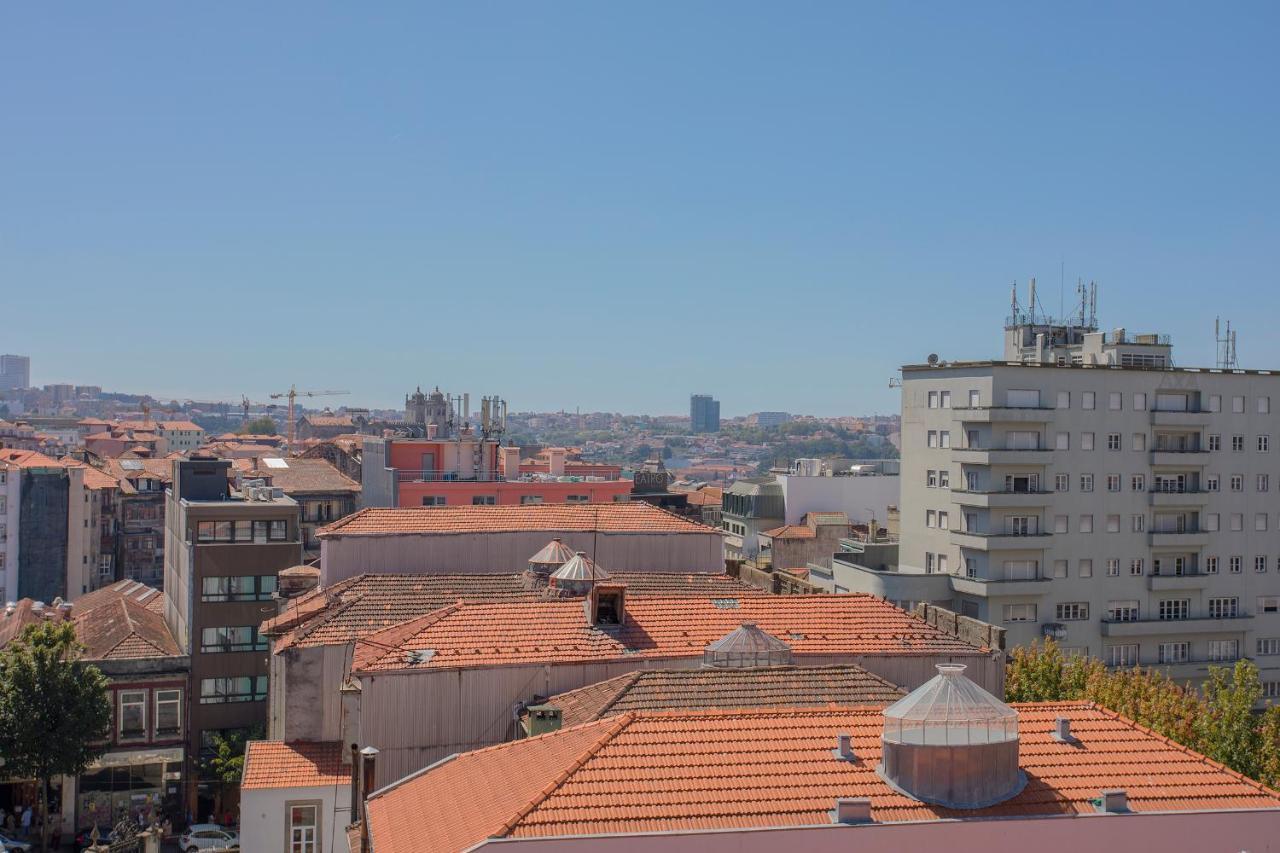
475,808 -> 1280,853
396,479 -> 632,507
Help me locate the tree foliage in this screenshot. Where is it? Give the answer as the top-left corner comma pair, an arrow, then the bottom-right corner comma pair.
200,723 -> 266,784
0,621 -> 112,851
239,416 -> 277,435
1007,640 -> 1280,787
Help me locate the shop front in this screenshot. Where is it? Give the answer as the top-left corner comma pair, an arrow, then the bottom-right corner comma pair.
73,746 -> 183,833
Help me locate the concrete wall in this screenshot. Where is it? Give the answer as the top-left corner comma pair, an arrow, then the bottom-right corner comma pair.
241,783 -> 351,853
775,473 -> 901,526
18,466 -> 69,601
471,808 -> 1280,853
320,530 -> 725,584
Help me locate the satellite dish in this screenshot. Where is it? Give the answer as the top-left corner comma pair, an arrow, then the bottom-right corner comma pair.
927,353 -> 940,365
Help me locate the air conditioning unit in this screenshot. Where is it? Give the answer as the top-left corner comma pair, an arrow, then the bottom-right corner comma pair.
271,487 -> 285,500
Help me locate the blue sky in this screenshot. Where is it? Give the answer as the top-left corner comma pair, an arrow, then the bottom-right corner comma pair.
2,3 -> 1277,416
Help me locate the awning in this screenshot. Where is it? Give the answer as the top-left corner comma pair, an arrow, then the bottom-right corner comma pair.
86,747 -> 184,771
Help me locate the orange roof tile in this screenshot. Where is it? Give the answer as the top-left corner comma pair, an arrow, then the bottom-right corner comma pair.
366,703 -> 1280,852
320,503 -> 719,537
541,665 -> 905,727
242,741 -> 348,790
761,523 -> 816,539
0,448 -> 64,468
351,594 -> 985,672
266,572 -> 763,651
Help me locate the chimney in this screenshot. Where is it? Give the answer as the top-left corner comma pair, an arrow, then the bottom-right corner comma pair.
832,797 -> 872,825
1097,789 -> 1128,814
832,733 -> 856,762
547,447 -> 566,477
500,446 -> 521,480
426,423 -> 438,440
1051,717 -> 1075,743
360,746 -> 379,853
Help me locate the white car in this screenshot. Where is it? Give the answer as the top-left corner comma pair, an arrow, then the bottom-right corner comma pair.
0,833 -> 31,852
179,825 -> 239,852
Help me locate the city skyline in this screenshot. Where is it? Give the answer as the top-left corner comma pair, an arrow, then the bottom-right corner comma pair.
4,3 -> 1278,415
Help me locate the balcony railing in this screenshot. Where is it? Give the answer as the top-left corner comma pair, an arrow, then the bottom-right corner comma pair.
395,470 -> 508,483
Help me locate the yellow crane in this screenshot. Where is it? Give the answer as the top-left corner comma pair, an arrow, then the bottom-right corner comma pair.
268,386 -> 350,453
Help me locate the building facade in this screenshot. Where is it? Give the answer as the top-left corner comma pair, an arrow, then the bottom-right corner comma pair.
690,394 -> 720,433
892,306 -> 1280,692
163,456 -> 301,818
0,354 -> 30,392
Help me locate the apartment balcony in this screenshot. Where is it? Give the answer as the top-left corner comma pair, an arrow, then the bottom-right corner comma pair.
951,447 -> 1054,466
951,407 -> 1054,424
1108,658 -> 1244,677
1149,490 -> 1210,508
1101,615 -> 1253,637
1148,572 -> 1213,591
1150,450 -> 1210,467
949,574 -> 1052,598
949,530 -> 1052,551
1150,410 -> 1211,427
951,489 -> 1054,509
1149,530 -> 1210,548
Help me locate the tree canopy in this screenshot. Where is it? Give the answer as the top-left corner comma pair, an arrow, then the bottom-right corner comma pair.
1006,640 -> 1280,786
239,416 -> 277,435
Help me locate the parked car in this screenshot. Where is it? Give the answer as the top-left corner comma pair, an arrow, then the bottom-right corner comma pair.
0,832 -> 31,852
180,824 -> 239,852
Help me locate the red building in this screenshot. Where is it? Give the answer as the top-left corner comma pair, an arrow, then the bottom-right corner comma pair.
363,434 -> 631,508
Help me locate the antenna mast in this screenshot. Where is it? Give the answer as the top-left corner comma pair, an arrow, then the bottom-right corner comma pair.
1215,317 -> 1239,369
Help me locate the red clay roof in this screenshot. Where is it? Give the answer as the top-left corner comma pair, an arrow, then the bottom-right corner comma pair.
541,665 -> 906,727
241,741 -> 347,790
72,581 -> 179,659
761,523 -> 816,539
0,448 -> 64,468
366,703 -> 1280,852
319,503 -> 718,537
265,572 -> 763,651
351,594 -> 986,672
244,457 -> 360,494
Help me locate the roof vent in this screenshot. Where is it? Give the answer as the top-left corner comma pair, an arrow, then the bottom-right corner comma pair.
549,551 -> 609,595
1051,717 -> 1077,744
832,733 -> 857,762
1096,789 -> 1129,814
702,622 -> 793,668
877,664 -> 1025,809
527,538 -> 577,577
832,797 -> 872,825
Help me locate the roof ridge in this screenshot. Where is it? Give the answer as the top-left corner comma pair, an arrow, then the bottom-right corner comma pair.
588,671 -> 645,720
351,601 -> 467,672
493,712 -> 636,839
1083,701 -> 1280,799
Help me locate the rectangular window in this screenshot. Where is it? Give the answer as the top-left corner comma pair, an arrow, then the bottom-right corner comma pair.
1158,599 -> 1190,620
1080,474 -> 1094,492
969,390 -> 981,407
937,554 -> 948,574
1133,393 -> 1147,411
1260,475 -> 1271,493
1079,559 -> 1093,577
1232,435 -> 1245,452
1107,474 -> 1121,492
289,804 -> 319,853
199,676 -> 268,704
925,553 -> 935,573
1231,475 -> 1244,492
938,470 -> 950,488
1257,555 -> 1269,573
1231,513 -> 1244,531
1055,432 -> 1070,450
1056,391 -> 1070,409
1107,433 -> 1121,451
1205,556 -> 1219,574
1230,556 -> 1243,574
200,626 -> 266,653
938,511 -> 949,530
1131,514 -> 1145,532
196,521 -> 216,543
1261,597 -> 1280,614
1208,597 -> 1239,619
1079,515 -> 1093,533
1258,513 -> 1270,531
928,391 -> 939,409
1257,638 -> 1280,656
1107,515 -> 1120,533
940,430 -> 951,448
1260,397 -> 1272,414
1205,513 -> 1220,532
926,510 -> 936,528
155,689 -> 181,735
927,470 -> 937,488
1158,642 -> 1190,664
1129,558 -> 1145,576
1106,644 -> 1139,667
1132,432 -> 1146,452
940,390 -> 951,408
1108,392 -> 1122,411
1082,392 -> 1095,410
1056,602 -> 1089,621
927,430 -> 938,448
520,495 -> 545,505
1003,603 -> 1037,623
1131,474 -> 1145,492
1081,432 -> 1095,451
1208,394 -> 1221,412
1054,515 -> 1068,534
1107,600 -> 1139,621
1106,558 -> 1120,577
1053,559 -> 1068,578
1233,395 -> 1246,413
1208,434 -> 1221,452
565,495 -> 590,503
471,495 -> 496,505
119,690 -> 147,738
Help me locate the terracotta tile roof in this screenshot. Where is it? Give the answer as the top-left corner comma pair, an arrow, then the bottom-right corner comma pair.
761,523 -> 816,539
542,665 -> 906,727
244,457 -> 360,494
366,703 -> 1280,852
319,503 -> 718,538
0,448 -> 64,468
300,415 -> 354,427
241,740 -> 348,790
0,600 -> 70,647
156,421 -> 204,432
265,572 -> 763,650
681,486 -> 722,507
72,581 -> 180,660
351,594 -> 985,672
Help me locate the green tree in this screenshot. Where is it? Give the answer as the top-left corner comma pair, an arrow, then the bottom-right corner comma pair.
200,724 -> 265,819
0,621 -> 111,852
239,416 -> 277,435
1197,660 -> 1263,778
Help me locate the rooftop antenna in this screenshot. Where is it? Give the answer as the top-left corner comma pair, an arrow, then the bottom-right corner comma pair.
1215,317 -> 1239,369
1010,281 -> 1020,323
1029,278 -> 1036,325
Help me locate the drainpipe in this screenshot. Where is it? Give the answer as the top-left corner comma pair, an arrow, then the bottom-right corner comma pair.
360,746 -> 379,853
349,742 -> 360,828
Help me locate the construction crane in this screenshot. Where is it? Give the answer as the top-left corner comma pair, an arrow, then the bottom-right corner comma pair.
268,386 -> 350,453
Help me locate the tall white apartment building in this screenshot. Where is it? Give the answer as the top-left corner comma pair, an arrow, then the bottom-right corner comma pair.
857,294 -> 1279,693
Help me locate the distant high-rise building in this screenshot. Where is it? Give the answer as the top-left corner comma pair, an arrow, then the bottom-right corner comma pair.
0,354 -> 30,392
690,394 -> 720,433
751,411 -> 792,429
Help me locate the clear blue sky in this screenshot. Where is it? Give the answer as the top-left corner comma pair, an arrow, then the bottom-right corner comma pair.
3,3 -> 1277,417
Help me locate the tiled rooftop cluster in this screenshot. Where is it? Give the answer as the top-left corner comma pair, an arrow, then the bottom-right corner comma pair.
318,502 -> 718,536
365,702 -> 1280,852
